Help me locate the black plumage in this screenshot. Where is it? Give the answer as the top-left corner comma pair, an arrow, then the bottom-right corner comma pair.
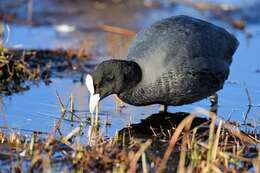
90,15 -> 239,107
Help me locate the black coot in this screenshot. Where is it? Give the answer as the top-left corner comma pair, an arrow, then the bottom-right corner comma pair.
87,15 -> 239,111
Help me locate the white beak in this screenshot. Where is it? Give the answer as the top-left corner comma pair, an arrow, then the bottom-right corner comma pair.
86,74 -> 100,114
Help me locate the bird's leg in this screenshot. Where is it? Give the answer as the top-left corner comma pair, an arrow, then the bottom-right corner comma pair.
159,105 -> 168,112
209,93 -> 218,113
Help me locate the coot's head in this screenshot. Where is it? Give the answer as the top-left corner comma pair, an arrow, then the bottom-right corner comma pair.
86,59 -> 142,113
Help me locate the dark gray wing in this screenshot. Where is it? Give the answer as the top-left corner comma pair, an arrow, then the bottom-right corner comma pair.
119,61 -> 229,106
127,15 -> 239,85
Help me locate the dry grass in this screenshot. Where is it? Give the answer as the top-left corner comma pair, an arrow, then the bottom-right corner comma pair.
0,94 -> 259,172
0,90 -> 258,172
0,47 -> 92,95
0,45 -> 40,94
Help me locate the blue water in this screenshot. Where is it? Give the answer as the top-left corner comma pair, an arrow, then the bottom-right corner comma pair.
1,0 -> 260,137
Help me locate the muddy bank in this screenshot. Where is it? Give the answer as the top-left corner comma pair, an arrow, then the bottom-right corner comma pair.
0,48 -> 93,95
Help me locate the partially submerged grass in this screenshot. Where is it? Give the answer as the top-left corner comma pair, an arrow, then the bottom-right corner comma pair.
0,46 -> 92,95
0,45 -> 40,94
0,94 -> 259,172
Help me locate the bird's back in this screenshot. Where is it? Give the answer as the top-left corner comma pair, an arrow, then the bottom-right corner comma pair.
119,15 -> 239,106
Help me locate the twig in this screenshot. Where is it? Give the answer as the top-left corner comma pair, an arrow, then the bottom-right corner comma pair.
64,127 -> 81,141
52,91 -> 66,134
222,122 -> 258,144
98,24 -> 136,37
177,133 -> 189,173
245,87 -> 252,107
157,114 -> 196,173
244,87 -> 252,128
70,94 -> 74,121
44,91 -> 67,149
207,113 -> 216,165
128,140 -> 152,173
197,141 -> 255,162
196,108 -> 259,144
212,120 -> 222,160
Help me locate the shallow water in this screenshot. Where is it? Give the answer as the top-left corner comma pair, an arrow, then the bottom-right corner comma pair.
1,0 -> 260,138
0,78 -> 157,138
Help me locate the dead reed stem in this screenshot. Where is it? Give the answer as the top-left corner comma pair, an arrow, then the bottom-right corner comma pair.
157,114 -> 196,173
128,139 -> 152,173
98,24 -> 136,37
